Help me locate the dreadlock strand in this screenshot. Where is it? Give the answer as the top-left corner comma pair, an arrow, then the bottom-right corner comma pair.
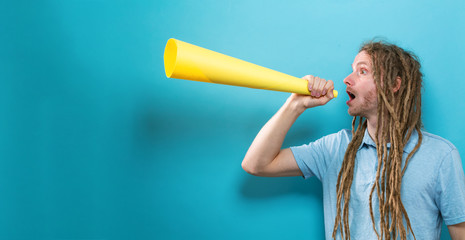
333,118 -> 367,240
370,105 -> 387,239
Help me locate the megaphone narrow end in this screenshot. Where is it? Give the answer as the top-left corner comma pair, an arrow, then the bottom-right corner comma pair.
164,38 -> 178,78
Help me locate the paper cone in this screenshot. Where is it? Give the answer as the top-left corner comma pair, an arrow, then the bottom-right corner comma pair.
164,38 -> 338,97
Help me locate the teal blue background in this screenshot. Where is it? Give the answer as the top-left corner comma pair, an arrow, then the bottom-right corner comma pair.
1,0 -> 464,239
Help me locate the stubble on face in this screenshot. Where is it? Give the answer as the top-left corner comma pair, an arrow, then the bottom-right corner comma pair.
348,86 -> 378,118
362,87 -> 378,116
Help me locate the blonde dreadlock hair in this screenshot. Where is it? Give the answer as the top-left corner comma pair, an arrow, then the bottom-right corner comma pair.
332,41 -> 423,240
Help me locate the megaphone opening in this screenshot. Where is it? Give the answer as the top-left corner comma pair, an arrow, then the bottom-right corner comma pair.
164,38 -> 177,78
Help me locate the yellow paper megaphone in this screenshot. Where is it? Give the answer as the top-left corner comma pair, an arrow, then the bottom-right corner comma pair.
163,38 -> 338,98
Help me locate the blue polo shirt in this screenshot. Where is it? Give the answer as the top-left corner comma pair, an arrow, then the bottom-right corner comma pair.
291,129 -> 465,240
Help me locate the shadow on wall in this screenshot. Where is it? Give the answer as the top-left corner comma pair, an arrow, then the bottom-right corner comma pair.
240,174 -> 323,200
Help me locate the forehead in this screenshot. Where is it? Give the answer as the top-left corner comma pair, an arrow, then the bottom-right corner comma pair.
352,51 -> 372,67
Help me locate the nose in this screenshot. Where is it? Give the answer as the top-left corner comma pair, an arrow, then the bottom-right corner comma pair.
343,72 -> 354,86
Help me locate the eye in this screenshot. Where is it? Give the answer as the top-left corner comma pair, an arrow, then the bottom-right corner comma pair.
359,68 -> 368,75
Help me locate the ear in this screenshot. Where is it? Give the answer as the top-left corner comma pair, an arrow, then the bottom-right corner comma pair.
393,76 -> 401,93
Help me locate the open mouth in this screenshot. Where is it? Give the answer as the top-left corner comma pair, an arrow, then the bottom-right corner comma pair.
347,91 -> 356,100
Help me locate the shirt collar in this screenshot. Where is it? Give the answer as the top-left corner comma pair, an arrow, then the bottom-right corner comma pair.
358,128 -> 419,154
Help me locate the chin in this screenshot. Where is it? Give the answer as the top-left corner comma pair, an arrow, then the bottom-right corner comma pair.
348,109 -> 357,116
348,109 -> 364,118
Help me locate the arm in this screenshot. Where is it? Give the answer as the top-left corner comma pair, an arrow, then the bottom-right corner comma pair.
448,222 -> 465,240
241,75 -> 334,177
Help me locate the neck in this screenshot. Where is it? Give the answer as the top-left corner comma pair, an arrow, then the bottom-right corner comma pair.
366,116 -> 378,142
366,115 -> 396,144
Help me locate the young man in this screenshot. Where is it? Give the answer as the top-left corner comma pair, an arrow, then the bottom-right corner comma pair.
242,41 -> 465,240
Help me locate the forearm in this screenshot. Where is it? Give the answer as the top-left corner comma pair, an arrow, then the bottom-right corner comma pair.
241,75 -> 334,176
242,97 -> 304,173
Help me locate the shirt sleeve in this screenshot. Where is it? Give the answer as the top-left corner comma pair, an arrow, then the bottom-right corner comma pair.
435,148 -> 465,225
290,130 -> 348,181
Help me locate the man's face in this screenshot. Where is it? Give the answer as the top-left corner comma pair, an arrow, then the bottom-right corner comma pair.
343,51 -> 378,120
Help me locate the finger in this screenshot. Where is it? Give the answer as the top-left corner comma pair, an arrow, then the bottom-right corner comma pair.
305,75 -> 315,93
316,77 -> 326,97
324,80 -> 334,98
302,75 -> 312,80
311,77 -> 320,97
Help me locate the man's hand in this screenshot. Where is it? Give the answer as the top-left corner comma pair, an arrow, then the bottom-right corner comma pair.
286,75 -> 335,113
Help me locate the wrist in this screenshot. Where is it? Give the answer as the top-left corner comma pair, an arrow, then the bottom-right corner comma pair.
284,95 -> 306,116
